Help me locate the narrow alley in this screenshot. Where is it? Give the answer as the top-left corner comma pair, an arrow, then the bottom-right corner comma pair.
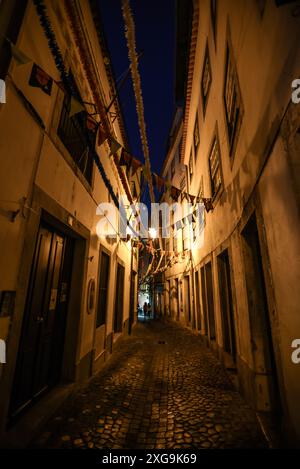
0,0 -> 300,454
32,319 -> 266,449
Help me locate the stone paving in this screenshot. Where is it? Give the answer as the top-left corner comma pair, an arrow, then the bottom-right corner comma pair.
32,319 -> 267,449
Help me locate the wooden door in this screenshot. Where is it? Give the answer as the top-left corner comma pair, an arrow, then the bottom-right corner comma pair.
195,270 -> 202,331
114,264 -> 125,333
96,251 -> 110,328
10,222 -> 73,418
241,214 -> 280,413
218,250 -> 236,360
184,275 -> 191,324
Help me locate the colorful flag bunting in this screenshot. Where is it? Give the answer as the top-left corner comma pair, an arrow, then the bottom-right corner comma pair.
109,136 -> 121,156
86,114 -> 97,132
131,157 -> 142,175
97,124 -> 108,147
29,63 -> 53,96
202,197 -> 214,212
170,186 -> 181,201
152,173 -> 165,192
69,95 -> 85,117
119,149 -> 132,169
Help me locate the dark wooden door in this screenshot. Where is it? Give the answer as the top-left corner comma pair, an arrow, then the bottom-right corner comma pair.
195,270 -> 202,331
114,264 -> 125,333
184,276 -> 191,324
96,251 -> 110,328
205,262 -> 216,340
200,266 -> 208,335
10,222 -> 73,418
218,250 -> 236,359
129,271 -> 136,331
175,278 -> 180,321
242,214 -> 281,413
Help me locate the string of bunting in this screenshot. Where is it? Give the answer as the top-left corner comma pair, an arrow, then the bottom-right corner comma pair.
7,35 -> 214,214
121,0 -> 156,205
12,0 -> 213,265
31,0 -> 147,241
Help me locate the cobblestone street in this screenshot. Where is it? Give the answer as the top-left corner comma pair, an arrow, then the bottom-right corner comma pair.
32,320 -> 267,449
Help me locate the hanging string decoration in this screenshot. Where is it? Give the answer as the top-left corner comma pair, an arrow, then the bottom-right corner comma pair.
121,0 -> 155,204
32,0 -> 123,214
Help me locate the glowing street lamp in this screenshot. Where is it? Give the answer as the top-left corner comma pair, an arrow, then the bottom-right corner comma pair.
149,227 -> 157,239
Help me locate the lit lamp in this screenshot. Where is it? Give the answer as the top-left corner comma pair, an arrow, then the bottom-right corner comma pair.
149,227 -> 157,239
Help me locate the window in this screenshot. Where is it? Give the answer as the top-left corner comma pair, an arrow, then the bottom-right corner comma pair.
209,132 -> 223,198
201,43 -> 212,116
57,78 -> 95,184
193,114 -> 200,156
189,150 -> 193,183
0,0 -> 28,80
210,0 -> 217,44
96,251 -> 110,327
223,41 -> 243,157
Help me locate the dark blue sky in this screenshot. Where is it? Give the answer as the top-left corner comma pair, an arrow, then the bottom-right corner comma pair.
98,0 -> 175,177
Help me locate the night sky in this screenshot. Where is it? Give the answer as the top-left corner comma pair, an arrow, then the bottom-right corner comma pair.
98,0 -> 176,182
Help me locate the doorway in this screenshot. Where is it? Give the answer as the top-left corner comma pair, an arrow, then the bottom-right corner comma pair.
10,221 -> 74,419
195,270 -> 201,331
217,249 -> 236,360
200,262 -> 216,340
114,263 -> 125,333
241,213 -> 281,413
184,275 -> 191,324
96,250 -> 110,328
200,266 -> 208,335
129,270 -> 137,330
174,278 -> 180,321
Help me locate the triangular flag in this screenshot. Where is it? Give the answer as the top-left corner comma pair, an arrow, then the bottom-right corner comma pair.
152,173 -> 165,192
131,157 -> 142,175
9,41 -> 31,65
170,186 -> 181,201
157,176 -> 165,192
119,149 -> 132,169
29,63 -> 53,96
97,124 -> 108,147
69,96 -> 85,117
202,197 -> 214,213
86,114 -> 97,131
109,136 -> 121,156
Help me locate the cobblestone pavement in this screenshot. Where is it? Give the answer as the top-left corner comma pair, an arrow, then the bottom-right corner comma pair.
32,320 -> 267,449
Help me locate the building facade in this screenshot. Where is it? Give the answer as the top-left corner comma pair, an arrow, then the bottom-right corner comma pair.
162,0 -> 300,445
0,0 -> 140,446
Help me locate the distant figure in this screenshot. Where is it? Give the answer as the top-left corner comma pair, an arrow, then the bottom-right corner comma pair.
143,302 -> 148,317
147,302 -> 151,318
